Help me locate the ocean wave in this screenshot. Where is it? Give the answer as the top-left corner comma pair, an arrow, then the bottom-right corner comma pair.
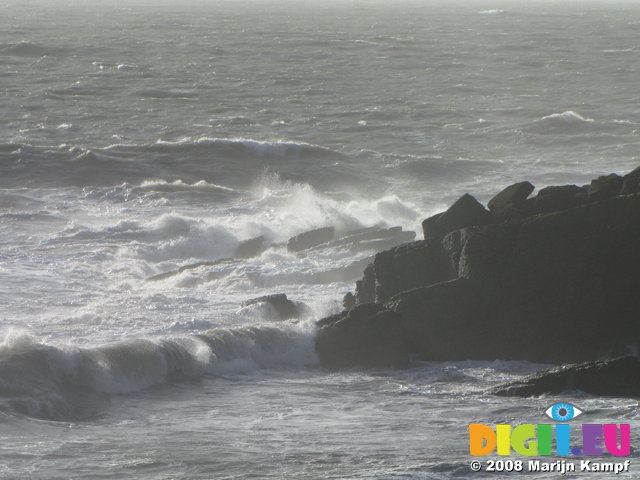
539,110 -> 594,124
0,324 -> 317,421
0,138 -> 345,188
137,179 -> 238,194
524,111 -> 596,135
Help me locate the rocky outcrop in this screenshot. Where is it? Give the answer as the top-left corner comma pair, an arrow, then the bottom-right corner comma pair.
315,303 -> 409,370
316,166 -> 640,371
490,356 -> 640,398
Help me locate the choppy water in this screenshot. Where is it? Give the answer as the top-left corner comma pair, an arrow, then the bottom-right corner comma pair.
2,0 -> 640,478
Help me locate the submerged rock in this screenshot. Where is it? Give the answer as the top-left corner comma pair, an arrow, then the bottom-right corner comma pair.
490,356 -> 640,398
234,236 -> 267,258
242,293 -> 299,320
287,227 -> 335,252
147,258 -> 236,281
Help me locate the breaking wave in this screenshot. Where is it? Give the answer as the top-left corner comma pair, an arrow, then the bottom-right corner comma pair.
0,324 -> 317,421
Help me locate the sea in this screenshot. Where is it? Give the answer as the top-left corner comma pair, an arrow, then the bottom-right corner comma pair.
2,0 -> 640,478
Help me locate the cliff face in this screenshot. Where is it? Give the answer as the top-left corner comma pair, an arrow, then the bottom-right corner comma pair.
316,168 -> 640,370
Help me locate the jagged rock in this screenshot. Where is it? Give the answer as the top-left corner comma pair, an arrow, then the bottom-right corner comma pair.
287,227 -> 335,252
422,194 -> 493,240
490,356 -> 640,398
242,293 -> 299,320
487,181 -> 535,213
234,236 -> 266,258
315,303 -> 409,370
588,174 -> 623,201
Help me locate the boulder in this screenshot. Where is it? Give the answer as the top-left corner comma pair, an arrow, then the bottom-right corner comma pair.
242,293 -> 299,320
490,356 -> 640,398
487,181 -> 535,213
422,194 -> 493,240
287,227 -> 335,252
532,185 -> 586,214
315,303 -> 409,370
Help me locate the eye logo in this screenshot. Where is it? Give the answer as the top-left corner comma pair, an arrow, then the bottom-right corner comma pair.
545,403 -> 583,422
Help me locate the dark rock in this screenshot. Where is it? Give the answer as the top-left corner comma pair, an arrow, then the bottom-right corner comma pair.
620,177 -> 640,195
389,278 -> 495,360
624,165 -> 640,179
242,293 -> 299,320
533,185 -> 585,214
490,356 -> 640,398
487,181 -> 535,213
621,167 -> 640,194
287,227 -> 335,252
369,240 -> 454,304
588,174 -> 623,201
234,236 -> 266,258
422,194 -> 493,240
421,212 -> 443,240
323,169 -> 640,367
315,303 -> 409,370
355,263 -> 376,305
343,292 -> 356,310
